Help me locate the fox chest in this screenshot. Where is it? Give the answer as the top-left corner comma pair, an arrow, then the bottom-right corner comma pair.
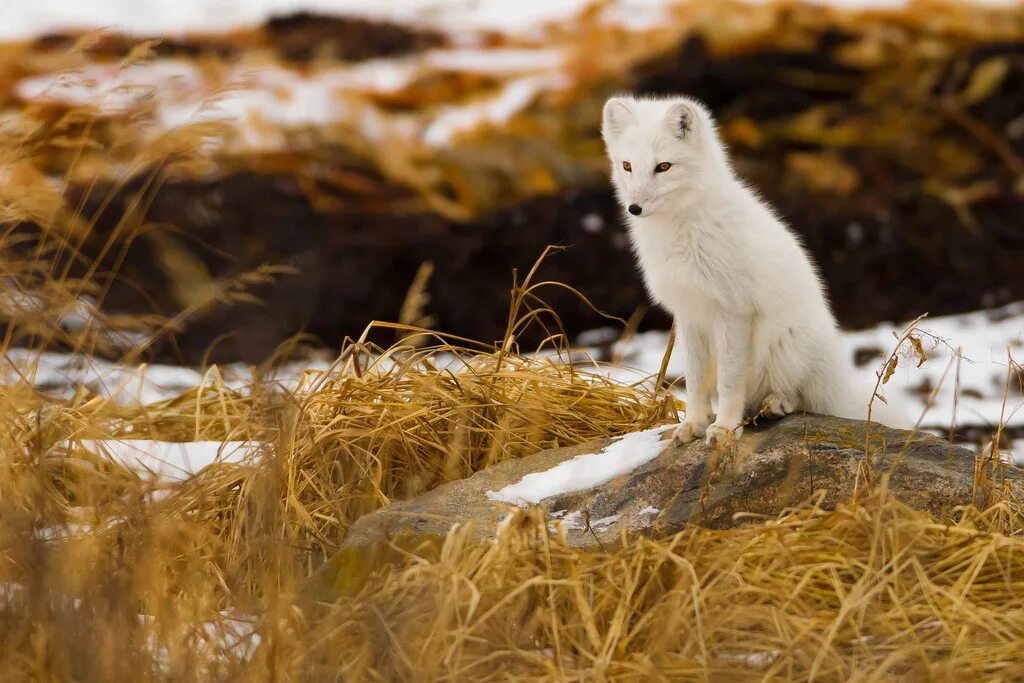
630,235 -> 727,319
639,257 -> 718,317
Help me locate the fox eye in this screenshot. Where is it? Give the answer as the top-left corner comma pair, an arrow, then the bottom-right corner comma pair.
622,161 -> 632,172
655,162 -> 672,173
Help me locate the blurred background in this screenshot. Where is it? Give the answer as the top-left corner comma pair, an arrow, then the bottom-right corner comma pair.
1,0 -> 1022,435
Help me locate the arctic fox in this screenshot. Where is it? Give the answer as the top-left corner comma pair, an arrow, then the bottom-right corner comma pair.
601,94 -> 906,447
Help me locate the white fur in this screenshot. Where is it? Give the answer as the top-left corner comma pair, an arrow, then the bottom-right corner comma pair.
601,94 -> 907,446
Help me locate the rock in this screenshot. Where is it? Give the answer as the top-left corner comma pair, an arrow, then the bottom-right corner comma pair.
311,414 -> 1022,598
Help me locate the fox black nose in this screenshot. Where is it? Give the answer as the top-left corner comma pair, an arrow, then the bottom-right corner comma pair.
628,204 -> 642,216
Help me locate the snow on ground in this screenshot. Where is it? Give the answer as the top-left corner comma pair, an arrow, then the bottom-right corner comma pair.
4,305 -> 1021,424
137,610 -> 261,668
3,349 -> 232,404
1,348 -> 333,405
422,73 -> 568,146
4,350 -> 201,404
13,46 -> 571,150
0,0 -> 667,43
844,305 -> 1024,430
1,0 -> 1019,43
11,0 -> 1020,153
597,303 -> 1024,431
70,439 -> 261,481
486,424 -> 674,505
718,649 -> 781,670
958,439 -> 1021,466
3,305 -> 1021,487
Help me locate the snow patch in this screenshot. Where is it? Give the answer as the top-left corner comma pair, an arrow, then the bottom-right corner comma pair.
15,46 -> 569,151
0,0 -> 604,41
422,74 -> 563,147
486,424 -> 672,505
599,303 -> 1024,430
70,439 -> 262,481
843,303 -> 1024,429
2,347 -> 334,405
3,0 -> 1021,43
425,48 -> 565,74
2,349 -> 211,405
960,438 -> 1023,467
590,513 -> 621,528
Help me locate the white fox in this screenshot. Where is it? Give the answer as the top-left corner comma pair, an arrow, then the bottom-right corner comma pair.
601,94 -> 907,447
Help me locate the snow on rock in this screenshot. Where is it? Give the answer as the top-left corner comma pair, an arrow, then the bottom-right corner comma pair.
71,439 -> 262,481
486,424 -> 673,505
3,304 -> 1019,435
550,511 -> 623,530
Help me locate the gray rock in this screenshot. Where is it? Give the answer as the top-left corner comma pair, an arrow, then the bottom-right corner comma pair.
311,414 -> 1022,599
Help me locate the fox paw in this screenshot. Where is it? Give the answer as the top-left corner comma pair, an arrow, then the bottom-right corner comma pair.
763,394 -> 798,419
706,423 -> 743,448
672,420 -> 708,445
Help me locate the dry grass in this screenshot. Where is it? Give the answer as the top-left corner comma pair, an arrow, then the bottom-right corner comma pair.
1,31 -> 1024,683
290,494 -> 1024,681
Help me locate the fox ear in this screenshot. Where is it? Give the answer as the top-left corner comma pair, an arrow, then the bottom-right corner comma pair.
602,97 -> 635,141
664,100 -> 700,140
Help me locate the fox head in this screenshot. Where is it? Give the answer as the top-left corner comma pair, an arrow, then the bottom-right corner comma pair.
601,95 -> 724,218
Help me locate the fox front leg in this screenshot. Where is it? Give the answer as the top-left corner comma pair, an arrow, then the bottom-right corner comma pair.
672,323 -> 715,445
706,313 -> 753,448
